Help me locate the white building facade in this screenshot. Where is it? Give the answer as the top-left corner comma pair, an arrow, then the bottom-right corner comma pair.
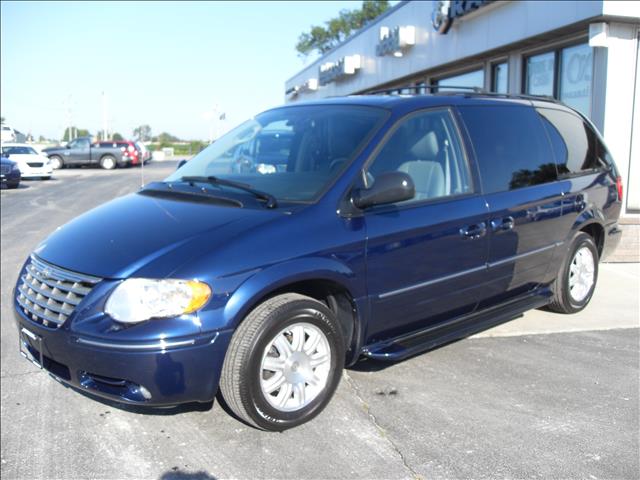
285,0 -> 640,257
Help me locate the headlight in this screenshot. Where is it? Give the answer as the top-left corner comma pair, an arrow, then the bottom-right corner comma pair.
11,164 -> 20,172
105,278 -> 211,324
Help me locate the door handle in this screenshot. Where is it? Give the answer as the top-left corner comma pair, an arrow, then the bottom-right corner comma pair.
490,216 -> 514,232
459,222 -> 487,240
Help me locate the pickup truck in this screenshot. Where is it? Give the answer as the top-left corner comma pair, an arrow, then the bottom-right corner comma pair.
43,137 -> 136,170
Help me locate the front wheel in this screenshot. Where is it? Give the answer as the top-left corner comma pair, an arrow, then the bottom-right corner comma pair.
220,293 -> 345,431
548,231 -> 599,314
49,156 -> 63,170
99,155 -> 117,170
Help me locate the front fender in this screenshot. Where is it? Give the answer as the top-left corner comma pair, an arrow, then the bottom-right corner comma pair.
221,256 -> 360,330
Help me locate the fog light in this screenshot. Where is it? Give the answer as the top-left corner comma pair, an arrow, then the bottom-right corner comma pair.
138,385 -> 152,400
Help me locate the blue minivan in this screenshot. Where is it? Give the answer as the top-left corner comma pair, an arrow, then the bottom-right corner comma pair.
13,93 -> 622,430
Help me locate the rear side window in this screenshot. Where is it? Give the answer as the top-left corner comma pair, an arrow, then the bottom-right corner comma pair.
536,108 -> 608,176
459,105 -> 556,193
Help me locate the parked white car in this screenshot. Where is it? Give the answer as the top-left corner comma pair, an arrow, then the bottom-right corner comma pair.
1,124 -> 16,143
1,143 -> 53,179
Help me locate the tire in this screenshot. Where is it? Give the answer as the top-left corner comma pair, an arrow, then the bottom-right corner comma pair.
49,156 -> 63,170
99,155 -> 117,170
220,293 -> 345,431
8,181 -> 20,189
41,176 -> 51,180
548,231 -> 599,314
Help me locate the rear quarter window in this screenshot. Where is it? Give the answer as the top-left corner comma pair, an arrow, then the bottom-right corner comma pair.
459,105 -> 557,194
536,108 -> 609,177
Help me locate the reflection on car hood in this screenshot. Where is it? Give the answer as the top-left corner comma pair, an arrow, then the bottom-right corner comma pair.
33,191 -> 278,278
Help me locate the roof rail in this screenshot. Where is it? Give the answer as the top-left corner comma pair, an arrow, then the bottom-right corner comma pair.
366,84 -> 485,95
361,84 -> 561,104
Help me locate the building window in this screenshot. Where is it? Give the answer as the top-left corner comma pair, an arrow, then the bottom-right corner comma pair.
559,43 -> 593,117
525,51 -> 555,96
436,69 -> 484,90
415,82 -> 427,94
524,43 -> 593,117
492,62 -> 508,93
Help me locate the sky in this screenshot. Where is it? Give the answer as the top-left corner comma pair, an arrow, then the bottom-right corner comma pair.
1,1 -> 373,140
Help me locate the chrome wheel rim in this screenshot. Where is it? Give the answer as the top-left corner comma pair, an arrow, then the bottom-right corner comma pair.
103,157 -> 115,169
260,322 -> 331,412
568,246 -> 595,302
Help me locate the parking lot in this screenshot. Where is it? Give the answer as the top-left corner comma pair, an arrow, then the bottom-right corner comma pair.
1,162 -> 638,480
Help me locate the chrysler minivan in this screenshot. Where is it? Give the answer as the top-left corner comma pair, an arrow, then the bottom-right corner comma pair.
13,92 -> 622,430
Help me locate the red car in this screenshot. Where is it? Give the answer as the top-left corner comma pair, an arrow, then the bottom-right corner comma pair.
97,141 -> 141,166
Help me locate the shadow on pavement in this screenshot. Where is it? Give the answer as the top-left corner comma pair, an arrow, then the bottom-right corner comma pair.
159,469 -> 217,480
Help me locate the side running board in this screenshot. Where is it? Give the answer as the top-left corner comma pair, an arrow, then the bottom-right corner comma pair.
362,289 -> 552,362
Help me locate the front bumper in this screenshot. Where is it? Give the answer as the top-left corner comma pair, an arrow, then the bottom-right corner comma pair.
20,166 -> 53,178
14,305 -> 233,406
0,172 -> 21,185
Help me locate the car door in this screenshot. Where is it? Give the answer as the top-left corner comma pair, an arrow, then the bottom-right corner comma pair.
66,138 -> 91,164
458,104 -> 566,307
362,108 -> 490,344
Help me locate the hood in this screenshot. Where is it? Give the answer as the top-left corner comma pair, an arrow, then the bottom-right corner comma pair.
42,146 -> 65,154
8,154 -> 48,163
33,191 -> 279,278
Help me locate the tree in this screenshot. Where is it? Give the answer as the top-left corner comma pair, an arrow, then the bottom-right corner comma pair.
155,132 -> 180,143
62,127 -> 90,142
133,124 -> 152,141
112,132 -> 124,141
295,1 -> 390,57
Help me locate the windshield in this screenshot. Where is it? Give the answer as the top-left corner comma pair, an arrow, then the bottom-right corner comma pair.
165,105 -> 386,202
2,146 -> 38,155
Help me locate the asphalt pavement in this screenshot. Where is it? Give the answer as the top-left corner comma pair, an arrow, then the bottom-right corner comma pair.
1,163 -> 638,480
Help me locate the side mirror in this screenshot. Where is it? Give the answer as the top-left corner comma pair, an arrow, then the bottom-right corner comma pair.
352,171 -> 415,209
176,159 -> 187,169
66,144 -> 71,149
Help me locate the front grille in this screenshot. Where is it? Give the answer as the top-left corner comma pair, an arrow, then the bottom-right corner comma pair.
17,255 -> 102,328
27,162 -> 44,168
0,165 -> 10,174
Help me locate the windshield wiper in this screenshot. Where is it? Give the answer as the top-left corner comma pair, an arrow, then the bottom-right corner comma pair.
179,176 -> 277,208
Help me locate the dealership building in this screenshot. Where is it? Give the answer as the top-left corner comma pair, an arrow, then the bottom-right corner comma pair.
285,0 -> 640,260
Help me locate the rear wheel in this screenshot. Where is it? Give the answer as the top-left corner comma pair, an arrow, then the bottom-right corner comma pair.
548,232 -> 599,314
220,293 -> 345,431
49,156 -> 63,170
99,155 -> 117,170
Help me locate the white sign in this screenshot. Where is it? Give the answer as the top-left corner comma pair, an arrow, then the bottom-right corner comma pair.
319,55 -> 361,86
376,26 -> 416,57
286,78 -> 319,98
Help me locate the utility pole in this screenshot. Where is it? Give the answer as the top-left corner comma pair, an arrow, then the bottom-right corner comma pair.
102,91 -> 108,141
65,95 -> 73,141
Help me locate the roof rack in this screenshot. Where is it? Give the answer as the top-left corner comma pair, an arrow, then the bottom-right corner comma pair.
366,85 -> 485,95
362,84 -> 561,104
